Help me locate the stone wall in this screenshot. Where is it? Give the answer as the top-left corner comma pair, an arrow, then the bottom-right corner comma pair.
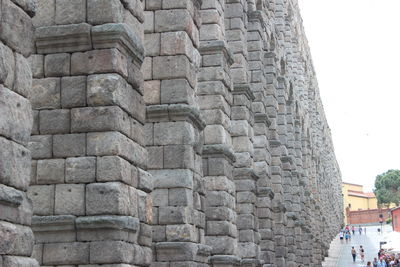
0,0 -> 343,266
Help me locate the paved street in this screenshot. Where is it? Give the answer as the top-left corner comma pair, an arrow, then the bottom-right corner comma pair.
323,225 -> 392,267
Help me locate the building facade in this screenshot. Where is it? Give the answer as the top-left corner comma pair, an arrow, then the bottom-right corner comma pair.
391,207 -> 400,232
0,0 -> 343,266
343,182 -> 396,225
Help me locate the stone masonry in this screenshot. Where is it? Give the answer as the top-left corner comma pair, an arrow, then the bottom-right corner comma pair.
0,0 -> 343,266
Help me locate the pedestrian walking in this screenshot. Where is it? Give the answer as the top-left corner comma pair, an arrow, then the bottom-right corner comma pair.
373,258 -> 378,267
367,261 -> 372,267
359,226 -> 363,235
352,226 -> 355,235
365,227 -> 367,234
377,258 -> 387,267
360,245 -> 365,262
339,231 -> 344,243
345,231 -> 350,243
351,247 -> 357,263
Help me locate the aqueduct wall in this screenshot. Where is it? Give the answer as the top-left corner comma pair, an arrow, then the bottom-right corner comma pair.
0,0 -> 343,266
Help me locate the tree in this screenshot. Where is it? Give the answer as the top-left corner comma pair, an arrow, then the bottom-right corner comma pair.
374,169 -> 400,206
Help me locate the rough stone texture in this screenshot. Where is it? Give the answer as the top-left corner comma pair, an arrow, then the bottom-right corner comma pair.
0,0 -> 38,266
2,0 -> 343,266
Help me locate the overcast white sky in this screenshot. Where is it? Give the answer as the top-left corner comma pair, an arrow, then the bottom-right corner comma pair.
298,0 -> 400,191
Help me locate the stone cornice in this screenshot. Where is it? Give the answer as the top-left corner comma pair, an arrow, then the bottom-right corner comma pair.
254,113 -> 271,127
32,215 -> 75,232
92,23 -> 144,63
232,84 -> 255,101
210,255 -> 241,265
199,40 -> 234,66
35,23 -> 92,54
257,187 -> 275,199
202,144 -> 236,163
233,168 -> 259,181
146,104 -> 206,130
76,215 -> 139,231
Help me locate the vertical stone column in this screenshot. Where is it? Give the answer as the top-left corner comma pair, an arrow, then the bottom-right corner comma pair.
0,0 -> 38,266
27,0 -> 152,266
198,2 -> 240,265
246,10 -> 275,266
143,0 -> 211,266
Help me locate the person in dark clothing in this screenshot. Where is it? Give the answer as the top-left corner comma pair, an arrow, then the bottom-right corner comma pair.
351,247 -> 357,262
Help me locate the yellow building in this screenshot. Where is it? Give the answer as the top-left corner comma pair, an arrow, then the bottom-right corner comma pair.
342,182 -> 396,224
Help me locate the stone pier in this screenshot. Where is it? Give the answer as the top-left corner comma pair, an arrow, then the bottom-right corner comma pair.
0,0 -> 343,266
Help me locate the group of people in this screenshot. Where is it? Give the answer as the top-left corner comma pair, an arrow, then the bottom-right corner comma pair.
339,225 -> 366,243
365,250 -> 400,267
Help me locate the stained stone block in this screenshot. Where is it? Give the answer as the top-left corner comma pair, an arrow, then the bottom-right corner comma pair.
206,236 -> 237,255
55,184 -> 85,215
44,53 -> 70,77
163,145 -> 194,169
168,188 -> 193,206
0,221 -> 35,256
53,134 -> 86,157
166,224 -> 197,242
89,241 -> 135,264
153,56 -> 196,88
86,73 -> 145,122
0,0 -> 34,56
28,135 -> 52,159
31,78 -> 61,109
0,87 -> 33,145
153,121 -> 195,146
0,43 -> 15,88
1,256 -> 38,267
61,76 -> 86,108
160,31 -> 194,60
55,0 -> 86,24
150,169 -> 193,189
143,80 -> 160,105
154,9 -> 193,35
71,49 -> 128,78
42,242 -> 89,265
86,182 -> 134,216
33,0 -> 55,27
206,221 -> 236,237
160,79 -> 194,105
96,156 -> 132,185
0,137 -> 31,190
14,53 -> 32,98
27,185 -> 55,215
87,0 -> 123,25
39,109 -> 70,134
37,159 -> 65,184
158,206 -> 192,225
65,157 -> 96,183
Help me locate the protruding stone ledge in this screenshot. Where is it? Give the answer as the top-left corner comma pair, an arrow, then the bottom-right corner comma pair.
199,40 -> 234,66
35,23 -> 92,54
32,215 -> 75,231
146,104 -> 206,130
257,187 -> 275,200
202,144 -> 236,163
233,168 -> 259,181
92,23 -> 144,63
254,113 -> 271,127
32,215 -> 76,243
248,11 -> 266,23
232,84 -> 255,101
209,255 -> 241,266
76,215 -> 139,242
0,184 -> 24,207
241,258 -> 264,266
75,215 -> 139,231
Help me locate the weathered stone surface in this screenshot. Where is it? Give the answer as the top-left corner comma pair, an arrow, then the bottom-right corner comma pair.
87,0 -> 123,25
0,221 -> 35,256
31,78 -> 61,109
35,23 -> 92,53
0,86 -> 33,145
65,157 -> 96,183
14,53 -> 33,99
0,0 -> 34,56
0,43 -> 15,88
0,137 -> 31,190
55,0 -> 86,25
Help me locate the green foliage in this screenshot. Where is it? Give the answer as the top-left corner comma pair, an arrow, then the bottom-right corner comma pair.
374,169 -> 400,206
386,218 -> 392,224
